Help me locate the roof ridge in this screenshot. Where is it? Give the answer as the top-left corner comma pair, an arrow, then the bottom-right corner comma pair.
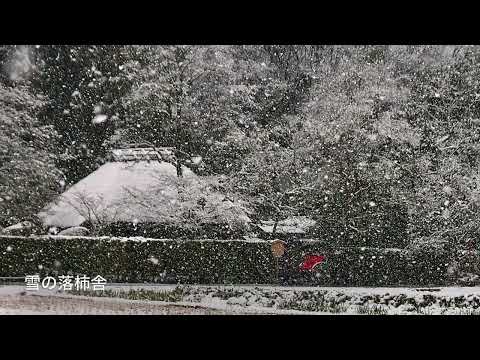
109,146 -> 176,162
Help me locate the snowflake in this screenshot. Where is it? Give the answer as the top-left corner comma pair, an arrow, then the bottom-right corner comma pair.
92,114 -> 108,124
149,256 -> 159,265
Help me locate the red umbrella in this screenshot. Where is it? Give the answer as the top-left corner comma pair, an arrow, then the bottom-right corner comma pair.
300,254 -> 326,271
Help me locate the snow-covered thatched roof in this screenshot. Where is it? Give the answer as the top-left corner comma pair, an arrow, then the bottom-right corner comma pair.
38,148 -> 250,229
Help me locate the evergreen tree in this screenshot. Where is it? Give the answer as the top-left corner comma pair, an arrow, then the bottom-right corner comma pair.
32,45 -> 132,184
0,45 -> 61,227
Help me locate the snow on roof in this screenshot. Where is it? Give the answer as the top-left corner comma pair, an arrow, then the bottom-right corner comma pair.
257,216 -> 317,234
38,160 -> 195,228
110,147 -> 175,162
38,148 -> 251,229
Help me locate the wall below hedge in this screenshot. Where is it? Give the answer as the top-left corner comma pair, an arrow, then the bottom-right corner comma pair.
0,235 -> 463,286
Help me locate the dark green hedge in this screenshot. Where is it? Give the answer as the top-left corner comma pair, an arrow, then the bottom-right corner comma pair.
0,235 -> 457,286
102,222 -> 247,240
281,241 -> 453,286
0,236 -> 277,284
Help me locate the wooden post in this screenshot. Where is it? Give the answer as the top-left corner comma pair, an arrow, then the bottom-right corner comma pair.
271,239 -> 286,285
275,257 -> 280,285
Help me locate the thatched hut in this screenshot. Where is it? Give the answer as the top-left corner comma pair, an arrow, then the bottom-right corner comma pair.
38,147 -> 251,238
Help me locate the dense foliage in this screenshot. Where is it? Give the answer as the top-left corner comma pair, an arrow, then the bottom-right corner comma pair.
2,45 -> 480,253
0,46 -> 62,228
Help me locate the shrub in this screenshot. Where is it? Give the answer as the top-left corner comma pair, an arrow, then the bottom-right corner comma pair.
72,287 -> 185,302
356,305 -> 388,315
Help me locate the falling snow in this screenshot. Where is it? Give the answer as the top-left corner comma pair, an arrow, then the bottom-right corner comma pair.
1,45 -> 480,315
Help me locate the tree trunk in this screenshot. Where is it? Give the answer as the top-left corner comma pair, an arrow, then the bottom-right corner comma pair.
176,159 -> 183,178
272,217 -> 279,236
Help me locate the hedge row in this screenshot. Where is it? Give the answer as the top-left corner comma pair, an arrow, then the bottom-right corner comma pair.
281,241 -> 453,286
0,235 -> 461,286
0,236 -> 277,284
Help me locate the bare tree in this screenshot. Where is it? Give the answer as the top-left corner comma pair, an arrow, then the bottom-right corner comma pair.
64,192 -> 121,234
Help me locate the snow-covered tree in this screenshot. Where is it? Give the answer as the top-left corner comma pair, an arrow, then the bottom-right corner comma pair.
32,45 -> 132,184
0,46 -> 62,227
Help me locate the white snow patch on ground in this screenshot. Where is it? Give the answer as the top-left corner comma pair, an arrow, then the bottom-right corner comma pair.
2,285 -> 480,315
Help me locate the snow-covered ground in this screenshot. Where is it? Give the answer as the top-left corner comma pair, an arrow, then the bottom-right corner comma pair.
2,284 -> 480,315
0,286 -> 247,315
0,286 -> 330,315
